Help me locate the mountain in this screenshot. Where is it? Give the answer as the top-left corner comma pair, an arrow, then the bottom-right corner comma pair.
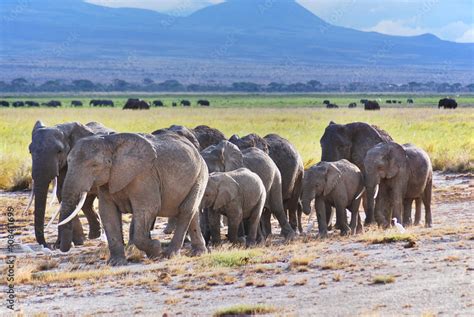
0,0 -> 472,83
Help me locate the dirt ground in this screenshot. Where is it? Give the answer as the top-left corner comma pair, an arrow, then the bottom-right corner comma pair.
1,172 -> 473,316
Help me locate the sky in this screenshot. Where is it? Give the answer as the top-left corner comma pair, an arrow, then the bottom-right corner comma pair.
85,0 -> 474,43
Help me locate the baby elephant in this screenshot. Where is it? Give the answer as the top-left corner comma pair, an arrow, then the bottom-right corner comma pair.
301,160 -> 364,237
202,168 -> 266,246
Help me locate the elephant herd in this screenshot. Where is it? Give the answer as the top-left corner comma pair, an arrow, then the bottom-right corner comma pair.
25,120 -> 433,266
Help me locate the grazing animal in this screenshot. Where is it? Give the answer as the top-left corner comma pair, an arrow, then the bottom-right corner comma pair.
153,100 -> 164,107
407,98 -> 414,104
0,100 -> 9,107
348,102 -> 357,108
197,99 -> 210,106
25,101 -> 40,107
438,98 -> 457,109
172,102 -> 177,107
43,100 -> 61,107
326,103 -> 339,109
89,100 -> 114,107
364,100 -> 380,110
123,98 -> 150,110
13,101 -> 25,107
71,100 -> 83,107
323,100 -> 331,105
181,100 -> 191,107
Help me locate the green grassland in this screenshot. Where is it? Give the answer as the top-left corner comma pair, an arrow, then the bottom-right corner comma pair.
3,94 -> 474,108
1,101 -> 473,190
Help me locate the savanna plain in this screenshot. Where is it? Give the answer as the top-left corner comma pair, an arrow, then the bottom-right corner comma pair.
0,96 -> 473,315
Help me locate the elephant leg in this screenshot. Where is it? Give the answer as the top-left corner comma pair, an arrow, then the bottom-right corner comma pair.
315,199 -> 328,238
71,216 -> 85,246
227,215 -> 241,245
246,201 -> 264,247
99,195 -> 126,266
423,179 -> 433,228
414,198 -> 422,226
391,193 -> 403,226
208,210 -> 222,246
269,186 -> 295,240
349,199 -> 362,235
187,213 -> 207,256
163,216 -> 177,234
297,207 -> 303,234
132,210 -> 161,260
375,188 -> 389,228
260,208 -> 272,238
82,194 -> 101,239
200,209 -> 211,244
335,205 -> 350,236
362,192 -> 375,225
287,206 -> 298,232
325,203 -> 334,230
403,199 -> 413,227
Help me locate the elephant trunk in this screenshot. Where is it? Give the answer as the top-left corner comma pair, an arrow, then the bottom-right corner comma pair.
364,172 -> 380,225
33,178 -> 51,246
301,187 -> 315,215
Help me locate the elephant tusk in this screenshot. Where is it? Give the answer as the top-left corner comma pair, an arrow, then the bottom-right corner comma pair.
23,180 -> 34,215
355,188 -> 365,200
305,209 -> 316,234
45,207 -> 61,229
373,184 -> 379,199
58,192 -> 87,227
49,177 -> 58,208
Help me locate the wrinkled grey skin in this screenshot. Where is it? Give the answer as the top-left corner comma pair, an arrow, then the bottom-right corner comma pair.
29,121 -> 113,247
230,133 -> 305,234
201,141 -> 295,241
364,142 -> 433,227
193,125 -> 226,150
320,121 -> 393,225
301,160 -> 364,237
202,168 -> 266,246
58,132 -> 208,266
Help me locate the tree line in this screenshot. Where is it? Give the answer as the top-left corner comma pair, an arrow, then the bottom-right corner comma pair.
1,78 -> 473,93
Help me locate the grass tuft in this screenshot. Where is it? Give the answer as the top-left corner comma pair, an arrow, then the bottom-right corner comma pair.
213,304 -> 277,317
360,232 -> 417,245
372,275 -> 395,284
200,249 -> 262,268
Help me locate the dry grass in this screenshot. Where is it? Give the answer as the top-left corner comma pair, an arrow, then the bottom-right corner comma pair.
443,255 -> 461,262
290,255 -> 313,267
1,107 -> 473,189
294,278 -> 308,286
359,231 -> 417,245
372,275 -> 396,284
319,255 -> 355,270
213,304 -> 278,316
273,278 -> 288,287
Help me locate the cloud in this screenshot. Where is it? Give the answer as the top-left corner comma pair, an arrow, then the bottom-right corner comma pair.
365,20 -> 474,43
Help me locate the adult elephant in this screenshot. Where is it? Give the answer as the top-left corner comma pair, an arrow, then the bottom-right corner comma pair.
438,98 -> 457,109
0,100 -> 9,107
56,133 -> 208,265
192,125 -> 226,150
320,121 -> 393,225
71,100 -> 83,107
201,140 -> 295,241
197,100 -> 210,106
364,100 -> 380,110
230,134 -> 304,233
28,121 -> 114,247
364,142 -> 432,227
181,100 -> 191,107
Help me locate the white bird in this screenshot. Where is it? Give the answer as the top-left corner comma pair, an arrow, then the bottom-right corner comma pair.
41,245 -> 54,255
392,217 -> 406,233
305,209 -> 317,234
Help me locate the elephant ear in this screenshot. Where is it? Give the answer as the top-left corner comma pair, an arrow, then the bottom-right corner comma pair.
60,122 -> 95,148
324,163 -> 342,196
385,142 -> 406,179
222,141 -> 244,171
108,133 -> 157,194
32,120 -> 45,135
214,174 -> 239,210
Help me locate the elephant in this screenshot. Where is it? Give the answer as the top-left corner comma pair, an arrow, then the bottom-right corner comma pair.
326,103 -> 339,109
192,125 -> 226,150
364,100 -> 380,110
348,103 -> 357,108
152,125 -> 201,150
229,133 -> 269,153
301,160 -> 364,237
323,100 -> 331,105
71,100 -> 83,107
0,100 -> 9,107
363,142 -> 433,228
197,100 -> 210,106
172,102 -> 178,107
386,100 -> 392,104
153,100 -> 164,107
90,100 -> 114,107
25,101 -> 40,107
407,99 -> 414,104
438,98 -> 457,109
56,132 -> 208,266
181,100 -> 191,107
123,98 -> 150,110
201,140 -> 295,241
28,121 -> 114,247
202,168 -> 266,246
320,121 -> 393,225
360,99 -> 368,104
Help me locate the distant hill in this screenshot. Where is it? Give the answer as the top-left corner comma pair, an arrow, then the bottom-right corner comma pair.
1,0 -> 473,84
